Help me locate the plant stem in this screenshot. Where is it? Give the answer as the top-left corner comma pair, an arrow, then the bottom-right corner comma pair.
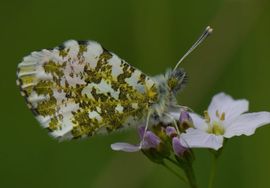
161,163 -> 188,184
166,156 -> 198,188
208,155 -> 218,188
165,157 -> 181,167
183,162 -> 198,188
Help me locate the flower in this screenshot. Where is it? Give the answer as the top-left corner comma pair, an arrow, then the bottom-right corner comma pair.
180,92 -> 270,150
111,126 -> 161,152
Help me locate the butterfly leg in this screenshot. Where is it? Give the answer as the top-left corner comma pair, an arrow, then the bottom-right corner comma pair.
139,111 -> 152,149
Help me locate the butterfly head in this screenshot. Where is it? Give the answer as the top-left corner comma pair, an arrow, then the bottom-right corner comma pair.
167,69 -> 188,94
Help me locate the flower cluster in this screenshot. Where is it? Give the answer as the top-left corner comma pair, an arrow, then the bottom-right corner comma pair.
112,92 -> 270,152
111,92 -> 270,187
111,110 -> 193,157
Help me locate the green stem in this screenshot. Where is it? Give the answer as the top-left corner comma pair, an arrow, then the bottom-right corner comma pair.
161,163 -> 188,184
165,157 -> 181,167
208,155 -> 218,188
183,163 -> 198,188
166,157 -> 197,188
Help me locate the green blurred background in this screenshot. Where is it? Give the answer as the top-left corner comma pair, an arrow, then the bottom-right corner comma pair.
1,0 -> 270,187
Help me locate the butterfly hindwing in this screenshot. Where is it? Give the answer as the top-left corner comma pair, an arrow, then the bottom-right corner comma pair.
17,40 -> 158,140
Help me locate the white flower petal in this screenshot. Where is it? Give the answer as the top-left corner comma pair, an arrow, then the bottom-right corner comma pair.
180,128 -> 223,150
208,92 -> 249,123
111,142 -> 140,152
189,113 -> 208,131
224,112 -> 270,138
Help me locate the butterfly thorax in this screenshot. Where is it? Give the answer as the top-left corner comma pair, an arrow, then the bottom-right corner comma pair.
149,69 -> 187,123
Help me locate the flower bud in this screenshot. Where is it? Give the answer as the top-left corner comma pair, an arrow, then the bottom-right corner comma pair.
179,110 -> 193,131
166,126 -> 177,137
142,131 -> 161,149
172,137 -> 187,157
138,126 -> 170,164
138,126 -> 163,149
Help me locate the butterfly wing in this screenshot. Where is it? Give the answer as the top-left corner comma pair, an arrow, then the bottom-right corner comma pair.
17,40 -> 158,140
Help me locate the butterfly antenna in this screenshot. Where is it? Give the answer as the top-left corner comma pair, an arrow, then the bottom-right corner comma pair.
173,26 -> 213,71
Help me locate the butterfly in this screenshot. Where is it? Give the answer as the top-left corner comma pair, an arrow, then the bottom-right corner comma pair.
16,26 -> 212,141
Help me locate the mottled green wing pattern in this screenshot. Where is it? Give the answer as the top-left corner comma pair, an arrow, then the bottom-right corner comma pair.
17,40 -> 159,140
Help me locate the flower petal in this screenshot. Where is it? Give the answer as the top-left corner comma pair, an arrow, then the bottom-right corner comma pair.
224,112 -> 270,138
111,142 -> 140,152
208,92 -> 249,123
189,113 -> 208,131
180,128 -> 223,150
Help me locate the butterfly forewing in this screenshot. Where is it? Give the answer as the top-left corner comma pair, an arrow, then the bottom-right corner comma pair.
17,40 -> 158,140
